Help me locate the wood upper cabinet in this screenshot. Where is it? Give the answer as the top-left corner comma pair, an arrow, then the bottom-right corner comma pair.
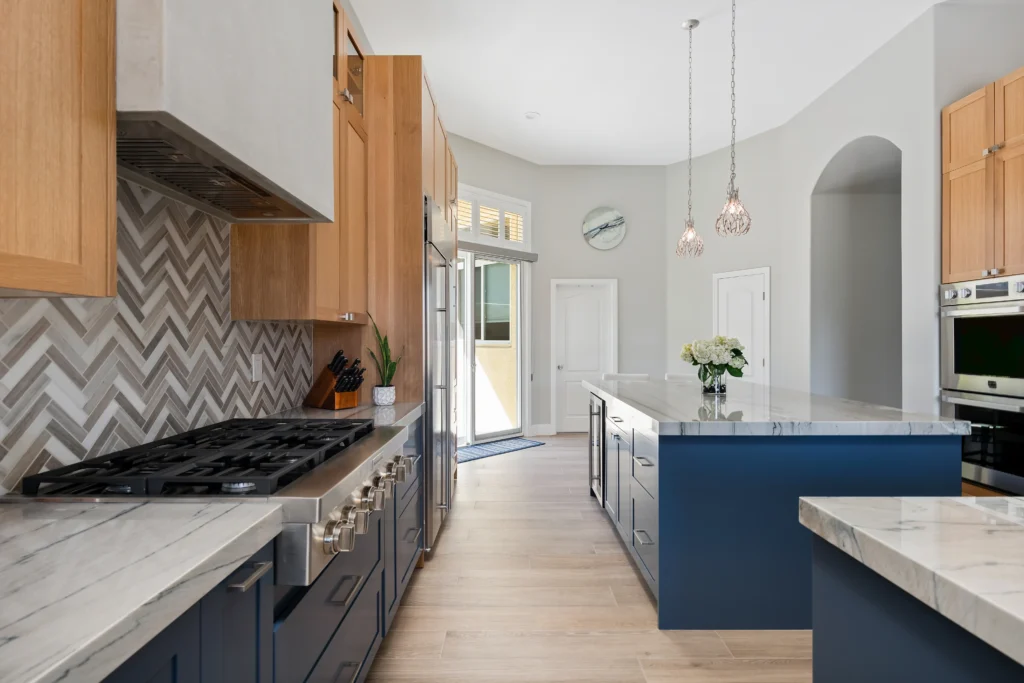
422,80 -> 435,198
994,142 -> 1024,277
231,2 -> 367,323
943,159 -> 993,283
434,116 -> 446,210
996,66 -> 1024,152
0,0 -> 117,297
943,85 -> 994,175
942,67 -> 1024,283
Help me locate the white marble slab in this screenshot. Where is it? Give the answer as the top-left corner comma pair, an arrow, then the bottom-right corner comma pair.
800,496 -> 1024,667
274,401 -> 423,429
0,501 -> 282,683
584,378 -> 968,436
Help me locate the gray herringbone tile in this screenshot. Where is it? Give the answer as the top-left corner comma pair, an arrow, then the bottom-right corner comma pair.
0,180 -> 312,493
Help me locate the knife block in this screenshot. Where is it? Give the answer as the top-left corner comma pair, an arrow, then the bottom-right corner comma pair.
333,391 -> 359,409
303,367 -> 337,409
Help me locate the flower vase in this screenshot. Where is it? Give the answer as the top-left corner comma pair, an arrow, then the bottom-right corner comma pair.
701,371 -> 726,395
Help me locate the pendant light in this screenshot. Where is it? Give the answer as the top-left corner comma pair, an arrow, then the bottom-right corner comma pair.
676,19 -> 704,259
715,0 -> 752,237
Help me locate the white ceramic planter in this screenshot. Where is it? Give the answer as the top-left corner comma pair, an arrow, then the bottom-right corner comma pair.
372,385 -> 396,406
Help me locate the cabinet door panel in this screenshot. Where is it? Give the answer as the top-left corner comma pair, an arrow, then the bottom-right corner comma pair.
315,100 -> 344,321
996,66 -> 1024,150
603,421 -> 618,520
422,81 -> 435,197
103,605 -> 201,683
0,0 -> 115,296
943,85 -> 994,175
943,159 -> 993,283
434,117 -> 446,209
340,111 -> 368,317
995,144 -> 1024,277
617,431 -> 631,534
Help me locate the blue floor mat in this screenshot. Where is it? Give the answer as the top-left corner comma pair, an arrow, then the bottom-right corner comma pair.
457,438 -> 545,463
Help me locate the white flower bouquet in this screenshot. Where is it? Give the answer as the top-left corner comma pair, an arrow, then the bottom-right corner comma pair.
680,336 -> 748,393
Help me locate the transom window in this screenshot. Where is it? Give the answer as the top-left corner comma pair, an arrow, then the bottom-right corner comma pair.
457,184 -> 531,251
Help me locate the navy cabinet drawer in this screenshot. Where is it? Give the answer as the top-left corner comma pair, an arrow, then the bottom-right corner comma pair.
631,432 -> 658,498
306,569 -> 382,683
397,453 -> 422,510
397,482 -> 423,589
632,489 -> 659,586
275,511 -> 382,683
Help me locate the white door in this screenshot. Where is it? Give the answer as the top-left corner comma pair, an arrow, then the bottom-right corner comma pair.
553,281 -> 616,432
713,268 -> 770,385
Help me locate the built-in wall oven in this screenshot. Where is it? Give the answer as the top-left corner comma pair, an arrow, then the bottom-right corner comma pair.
940,275 -> 1024,493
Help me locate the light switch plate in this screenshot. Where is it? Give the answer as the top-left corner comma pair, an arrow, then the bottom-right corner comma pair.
251,353 -> 263,382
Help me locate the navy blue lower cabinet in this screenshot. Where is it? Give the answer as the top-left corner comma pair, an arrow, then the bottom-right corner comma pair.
812,537 -> 1022,682
385,420 -> 423,633
274,511 -> 383,683
201,542 -> 275,683
103,603 -> 201,683
305,567 -> 384,683
103,541 -> 275,683
594,430 -> 963,630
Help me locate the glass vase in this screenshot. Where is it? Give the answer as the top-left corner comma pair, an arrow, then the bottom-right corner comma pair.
701,370 -> 726,395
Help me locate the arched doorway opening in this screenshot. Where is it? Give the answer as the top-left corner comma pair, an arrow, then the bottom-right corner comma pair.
811,136 -> 902,407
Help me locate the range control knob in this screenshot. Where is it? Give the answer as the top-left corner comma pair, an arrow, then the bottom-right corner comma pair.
322,518 -> 355,554
342,504 -> 370,535
1017,281 -> 1024,294
386,457 -> 407,483
360,484 -> 386,511
958,287 -> 972,299
373,472 -> 395,499
943,289 -> 958,301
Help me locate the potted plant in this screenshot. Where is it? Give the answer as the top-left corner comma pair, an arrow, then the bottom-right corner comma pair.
681,336 -> 748,395
368,314 -> 401,406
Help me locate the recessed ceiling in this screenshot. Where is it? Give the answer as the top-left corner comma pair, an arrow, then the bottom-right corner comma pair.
352,0 -> 942,165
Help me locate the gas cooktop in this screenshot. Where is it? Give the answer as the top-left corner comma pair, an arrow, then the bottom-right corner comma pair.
21,419 -> 374,497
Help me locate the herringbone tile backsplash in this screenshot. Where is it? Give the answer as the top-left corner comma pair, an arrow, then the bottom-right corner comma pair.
0,181 -> 313,493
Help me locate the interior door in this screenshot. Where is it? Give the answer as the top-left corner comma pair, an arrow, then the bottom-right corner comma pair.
554,283 -> 614,432
714,269 -> 770,385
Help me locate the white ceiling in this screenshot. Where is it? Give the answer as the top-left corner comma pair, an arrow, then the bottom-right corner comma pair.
351,0 -> 943,166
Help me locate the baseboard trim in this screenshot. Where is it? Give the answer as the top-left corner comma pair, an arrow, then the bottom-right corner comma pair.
528,424 -> 556,436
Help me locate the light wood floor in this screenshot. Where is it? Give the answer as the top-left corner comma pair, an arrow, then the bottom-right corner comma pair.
368,434 -> 812,682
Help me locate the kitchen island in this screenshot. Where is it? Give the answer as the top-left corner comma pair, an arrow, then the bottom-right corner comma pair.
801,496 -> 1024,682
584,378 -> 969,629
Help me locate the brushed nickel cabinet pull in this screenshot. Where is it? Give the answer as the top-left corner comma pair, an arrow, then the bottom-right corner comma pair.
633,529 -> 655,546
633,455 -> 654,468
228,561 -> 273,592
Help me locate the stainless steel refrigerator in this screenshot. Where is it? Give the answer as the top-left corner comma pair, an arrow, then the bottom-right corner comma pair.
424,196 -> 457,552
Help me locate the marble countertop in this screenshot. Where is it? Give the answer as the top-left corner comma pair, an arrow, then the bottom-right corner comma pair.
583,378 -> 969,436
800,496 -> 1024,666
0,501 -> 283,683
273,401 -> 423,429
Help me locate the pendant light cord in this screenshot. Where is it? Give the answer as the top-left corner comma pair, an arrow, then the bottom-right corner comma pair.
687,24 -> 694,224
728,0 -> 737,195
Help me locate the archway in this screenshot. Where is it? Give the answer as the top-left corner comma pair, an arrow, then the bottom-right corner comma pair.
811,136 -> 902,407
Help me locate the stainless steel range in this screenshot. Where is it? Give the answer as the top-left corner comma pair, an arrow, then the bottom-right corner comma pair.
20,418 -> 415,585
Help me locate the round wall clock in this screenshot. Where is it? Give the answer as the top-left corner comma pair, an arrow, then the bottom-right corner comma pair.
582,207 -> 627,250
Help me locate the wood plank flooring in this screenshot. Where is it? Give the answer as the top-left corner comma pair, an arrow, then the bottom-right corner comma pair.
368,434 -> 812,683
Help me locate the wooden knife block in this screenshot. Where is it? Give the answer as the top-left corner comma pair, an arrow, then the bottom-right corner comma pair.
304,366 -> 360,410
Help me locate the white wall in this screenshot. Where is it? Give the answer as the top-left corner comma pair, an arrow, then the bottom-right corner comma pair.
811,193 -> 902,406
449,134 -> 667,428
664,3 -> 1024,413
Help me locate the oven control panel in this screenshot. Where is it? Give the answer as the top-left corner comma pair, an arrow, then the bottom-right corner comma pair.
940,275 -> 1024,307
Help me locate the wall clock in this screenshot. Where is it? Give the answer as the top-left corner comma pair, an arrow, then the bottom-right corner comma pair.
582,207 -> 627,250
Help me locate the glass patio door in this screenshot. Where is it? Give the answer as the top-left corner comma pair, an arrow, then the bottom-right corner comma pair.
456,251 -> 523,444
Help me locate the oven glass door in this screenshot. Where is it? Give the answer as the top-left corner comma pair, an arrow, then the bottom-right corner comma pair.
943,308 -> 1024,397
950,401 -> 1024,494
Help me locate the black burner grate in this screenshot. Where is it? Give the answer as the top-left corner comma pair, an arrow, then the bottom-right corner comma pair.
21,419 -> 374,497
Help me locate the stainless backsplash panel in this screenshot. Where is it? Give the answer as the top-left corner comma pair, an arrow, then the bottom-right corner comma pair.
0,180 -> 312,493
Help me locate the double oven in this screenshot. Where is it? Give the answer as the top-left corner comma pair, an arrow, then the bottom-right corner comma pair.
940,275 -> 1024,493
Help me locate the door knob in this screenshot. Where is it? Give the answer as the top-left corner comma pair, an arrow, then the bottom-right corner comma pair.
557,365 -> 564,370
